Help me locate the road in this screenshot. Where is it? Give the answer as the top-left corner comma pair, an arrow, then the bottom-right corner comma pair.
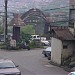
0,49 -> 69,75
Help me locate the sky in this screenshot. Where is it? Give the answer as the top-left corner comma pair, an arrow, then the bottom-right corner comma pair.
0,0 -> 69,13
0,0 -> 53,12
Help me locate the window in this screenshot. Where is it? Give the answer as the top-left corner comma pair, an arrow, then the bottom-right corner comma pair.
63,45 -> 68,49
33,36 -> 36,38
37,36 -> 40,38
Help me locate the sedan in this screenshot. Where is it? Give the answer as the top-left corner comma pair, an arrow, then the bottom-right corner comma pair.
42,47 -> 51,57
0,59 -> 21,75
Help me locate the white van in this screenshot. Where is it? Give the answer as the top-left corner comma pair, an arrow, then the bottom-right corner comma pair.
31,35 -> 40,40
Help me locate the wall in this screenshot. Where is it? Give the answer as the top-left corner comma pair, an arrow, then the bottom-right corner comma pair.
62,41 -> 74,59
51,38 -> 62,65
51,37 -> 75,65
68,27 -> 74,35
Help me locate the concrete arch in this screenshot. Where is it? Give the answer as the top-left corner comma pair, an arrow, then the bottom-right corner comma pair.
21,8 -> 49,35
21,8 -> 47,22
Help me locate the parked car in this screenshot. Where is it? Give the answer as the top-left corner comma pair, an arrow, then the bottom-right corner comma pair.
41,40 -> 49,46
68,71 -> 75,75
31,35 -> 40,40
0,59 -> 21,75
42,47 -> 51,58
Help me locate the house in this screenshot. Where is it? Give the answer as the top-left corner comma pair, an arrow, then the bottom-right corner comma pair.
49,0 -> 75,66
51,27 -> 75,65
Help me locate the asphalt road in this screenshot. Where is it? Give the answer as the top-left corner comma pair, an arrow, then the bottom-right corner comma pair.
0,49 -> 69,75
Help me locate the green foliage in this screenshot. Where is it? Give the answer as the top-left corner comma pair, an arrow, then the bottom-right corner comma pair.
0,26 -> 3,34
20,25 -> 35,35
29,40 -> 43,49
21,32 -> 31,42
7,46 -> 19,50
0,42 -> 19,50
20,25 -> 35,43
0,43 -> 6,49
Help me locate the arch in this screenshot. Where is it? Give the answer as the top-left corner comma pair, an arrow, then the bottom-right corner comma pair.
21,8 -> 48,35
21,8 -> 47,21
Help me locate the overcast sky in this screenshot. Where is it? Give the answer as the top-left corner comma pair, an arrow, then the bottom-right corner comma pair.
0,0 -> 53,11
0,0 -> 69,13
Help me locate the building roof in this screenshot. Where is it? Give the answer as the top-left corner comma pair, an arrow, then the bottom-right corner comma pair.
70,0 -> 75,6
51,26 -> 68,30
9,14 -> 25,26
53,29 -> 75,40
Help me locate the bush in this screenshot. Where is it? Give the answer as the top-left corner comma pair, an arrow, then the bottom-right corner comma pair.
7,46 -> 19,50
0,43 -> 6,49
0,42 -> 19,50
29,40 -> 43,49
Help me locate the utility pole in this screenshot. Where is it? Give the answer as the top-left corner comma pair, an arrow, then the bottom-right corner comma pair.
4,0 -> 8,42
48,22 -> 51,38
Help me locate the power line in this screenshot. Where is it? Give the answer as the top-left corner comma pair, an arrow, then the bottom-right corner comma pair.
7,6 -> 69,10
0,5 -> 68,9
43,6 -> 69,11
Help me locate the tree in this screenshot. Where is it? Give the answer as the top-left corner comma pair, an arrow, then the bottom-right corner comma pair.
20,25 -> 35,35
0,26 -> 3,34
20,25 -> 35,42
21,32 -> 31,43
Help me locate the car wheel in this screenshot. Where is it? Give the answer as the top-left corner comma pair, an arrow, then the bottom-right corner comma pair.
48,56 -> 51,60
44,54 -> 47,57
27,46 -> 30,50
19,72 -> 21,75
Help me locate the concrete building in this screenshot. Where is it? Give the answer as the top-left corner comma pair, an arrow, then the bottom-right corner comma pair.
50,0 -> 75,65
51,27 -> 75,65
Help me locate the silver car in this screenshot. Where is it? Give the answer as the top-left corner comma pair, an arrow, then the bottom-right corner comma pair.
42,47 -> 51,57
0,59 -> 21,75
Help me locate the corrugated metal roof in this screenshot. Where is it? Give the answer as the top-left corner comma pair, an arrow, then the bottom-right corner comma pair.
54,29 -> 75,40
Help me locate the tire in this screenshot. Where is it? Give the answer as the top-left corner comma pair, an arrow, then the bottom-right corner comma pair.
27,46 -> 30,50
44,54 -> 47,57
48,55 -> 51,60
19,72 -> 21,75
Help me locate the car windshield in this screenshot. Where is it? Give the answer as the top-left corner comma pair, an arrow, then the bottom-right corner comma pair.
45,47 -> 51,51
0,62 -> 16,68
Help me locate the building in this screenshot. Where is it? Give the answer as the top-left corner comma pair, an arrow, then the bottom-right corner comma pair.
51,27 -> 75,65
9,14 -> 25,41
50,0 -> 75,66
